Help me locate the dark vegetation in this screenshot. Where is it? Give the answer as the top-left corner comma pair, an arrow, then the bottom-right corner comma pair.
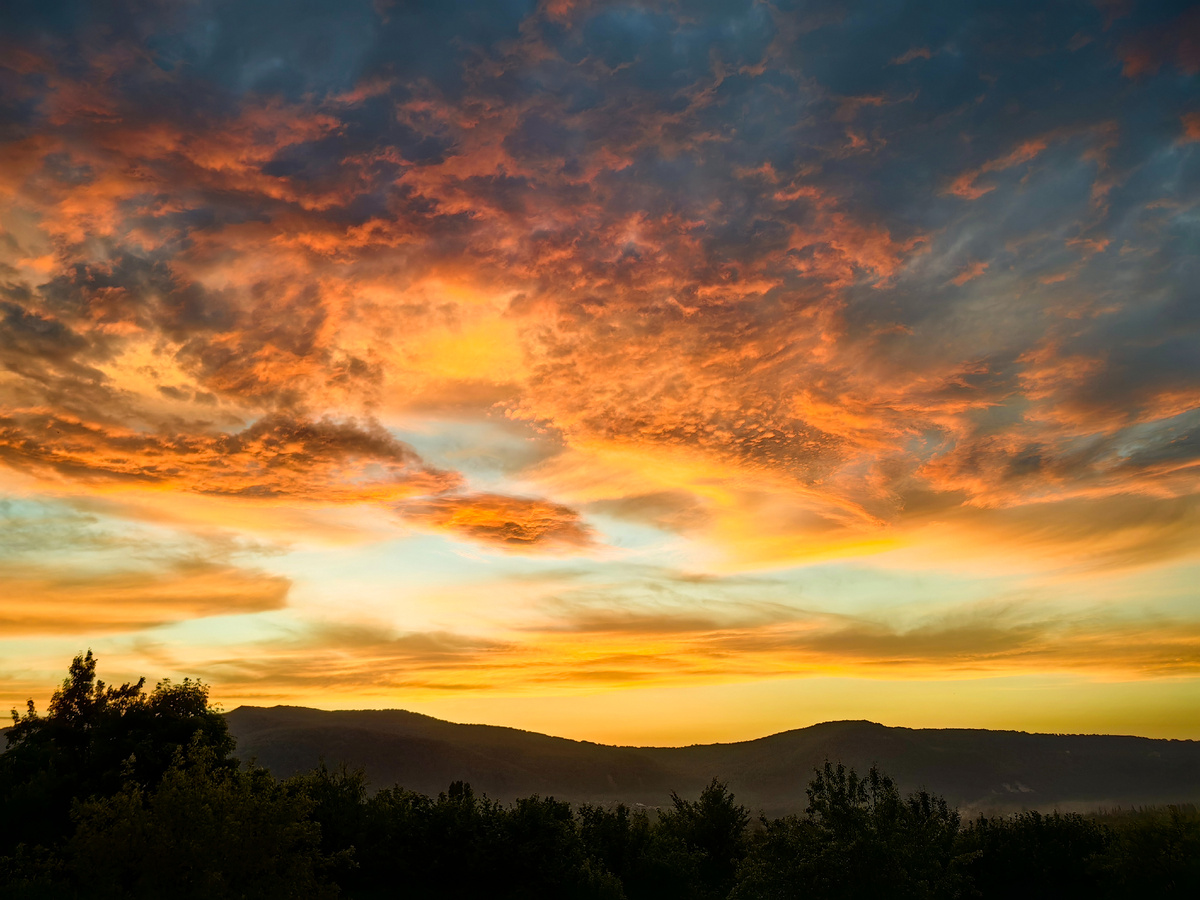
2,656 -> 1198,899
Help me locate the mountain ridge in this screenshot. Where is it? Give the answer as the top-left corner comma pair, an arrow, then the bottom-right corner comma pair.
231,705 -> 1197,747
224,706 -> 1200,817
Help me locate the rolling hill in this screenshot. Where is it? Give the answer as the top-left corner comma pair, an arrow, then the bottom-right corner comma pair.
225,706 -> 1200,817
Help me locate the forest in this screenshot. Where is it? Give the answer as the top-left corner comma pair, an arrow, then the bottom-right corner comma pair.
2,654 -> 1197,899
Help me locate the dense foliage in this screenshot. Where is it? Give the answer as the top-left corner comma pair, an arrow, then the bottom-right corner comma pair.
1,650 -> 233,854
3,656 -> 1198,898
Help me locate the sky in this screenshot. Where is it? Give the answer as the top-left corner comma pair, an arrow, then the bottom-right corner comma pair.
1,0 -> 1198,746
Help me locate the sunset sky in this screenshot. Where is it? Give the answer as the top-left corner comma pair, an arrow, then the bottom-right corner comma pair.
1,0 -> 1198,745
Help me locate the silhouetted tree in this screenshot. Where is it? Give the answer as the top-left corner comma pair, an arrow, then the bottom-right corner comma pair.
1097,805 -> 1200,896
958,809 -> 1108,899
578,803 -> 653,887
576,801 -> 687,900
0,651 -> 233,854
69,740 -> 333,899
735,761 -> 966,899
731,813 -> 817,900
288,760 -> 367,885
657,778 -> 750,899
9,654 -> 1200,900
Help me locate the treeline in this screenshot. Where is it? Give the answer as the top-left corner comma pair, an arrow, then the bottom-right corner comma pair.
2,655 -> 1198,899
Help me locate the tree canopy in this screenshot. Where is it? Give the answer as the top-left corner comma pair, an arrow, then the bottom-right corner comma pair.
3,654 -> 1198,899
2,650 -> 233,853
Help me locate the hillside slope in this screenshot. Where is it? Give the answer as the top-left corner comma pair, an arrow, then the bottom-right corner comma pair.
225,707 -> 1200,816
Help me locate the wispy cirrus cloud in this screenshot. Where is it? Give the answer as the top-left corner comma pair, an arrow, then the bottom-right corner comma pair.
0,561 -> 289,636
161,594 -> 1200,707
0,495 -> 291,636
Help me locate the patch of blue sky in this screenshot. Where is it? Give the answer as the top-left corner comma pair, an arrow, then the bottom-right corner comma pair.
0,494 -> 215,570
262,530 -> 599,632
386,415 -> 564,488
1046,558 -> 1200,621
745,559 -> 1026,621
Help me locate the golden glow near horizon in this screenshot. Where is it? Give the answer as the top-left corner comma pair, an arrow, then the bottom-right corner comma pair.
2,1 -> 1199,743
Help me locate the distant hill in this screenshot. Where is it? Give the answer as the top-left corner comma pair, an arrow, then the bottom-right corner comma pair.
225,707 -> 1200,817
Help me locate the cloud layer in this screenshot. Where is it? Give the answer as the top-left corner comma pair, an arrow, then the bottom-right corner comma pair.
1,0 -> 1197,734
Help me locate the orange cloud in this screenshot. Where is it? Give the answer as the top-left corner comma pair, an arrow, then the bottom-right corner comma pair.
0,561 -> 289,636
398,492 -> 596,551
173,597 -> 1200,709
182,623 -> 517,699
905,492 -> 1200,573
1183,113 -> 1200,143
0,2 -> 1197,701
947,138 -> 1050,199
1120,8 -> 1200,78
0,411 -> 457,502
891,47 -> 933,65
951,261 -> 989,285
